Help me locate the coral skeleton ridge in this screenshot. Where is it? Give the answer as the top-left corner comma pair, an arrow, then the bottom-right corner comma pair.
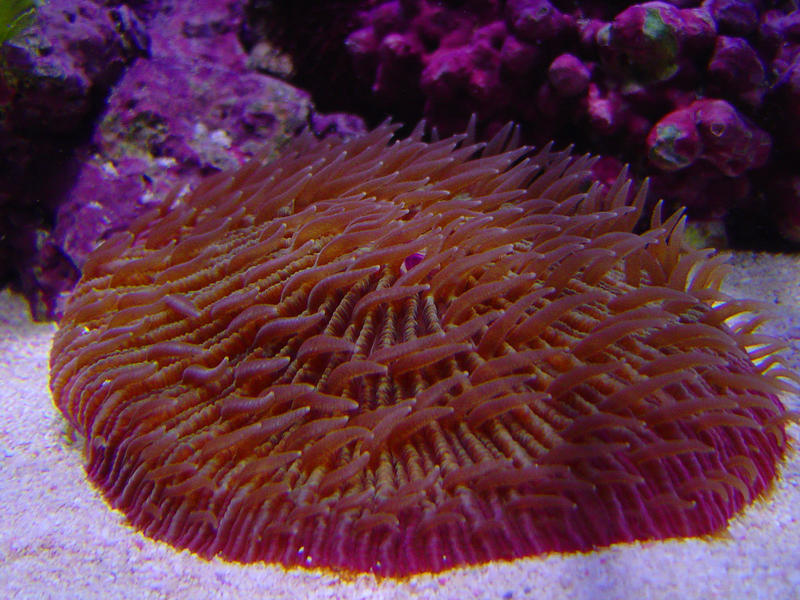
50,122 -> 795,576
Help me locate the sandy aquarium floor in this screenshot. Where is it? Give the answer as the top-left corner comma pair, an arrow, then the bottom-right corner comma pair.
1,251 -> 799,600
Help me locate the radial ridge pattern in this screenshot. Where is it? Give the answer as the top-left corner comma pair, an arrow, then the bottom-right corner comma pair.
49,122 -> 796,576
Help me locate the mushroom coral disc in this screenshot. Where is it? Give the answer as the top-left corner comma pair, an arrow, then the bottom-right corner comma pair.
50,122 -> 795,576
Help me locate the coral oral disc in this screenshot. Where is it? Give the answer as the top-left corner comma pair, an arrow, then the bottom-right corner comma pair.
50,122 -> 793,577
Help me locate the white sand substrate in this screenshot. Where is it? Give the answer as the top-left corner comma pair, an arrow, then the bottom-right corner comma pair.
1,251 -> 798,600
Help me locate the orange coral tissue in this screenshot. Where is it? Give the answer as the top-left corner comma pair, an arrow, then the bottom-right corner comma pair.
49,121 -> 797,576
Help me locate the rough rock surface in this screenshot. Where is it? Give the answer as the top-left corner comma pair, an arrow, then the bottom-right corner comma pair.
0,0 -> 364,320
251,0 -> 800,247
